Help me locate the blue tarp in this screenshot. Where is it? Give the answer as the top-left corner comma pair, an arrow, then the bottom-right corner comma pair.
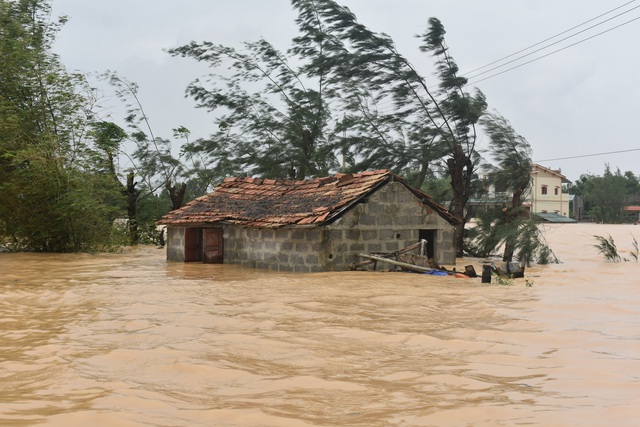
424,270 -> 448,276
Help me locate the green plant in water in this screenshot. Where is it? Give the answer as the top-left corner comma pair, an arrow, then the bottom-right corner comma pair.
631,234 -> 639,262
593,234 -> 625,262
493,274 -> 514,286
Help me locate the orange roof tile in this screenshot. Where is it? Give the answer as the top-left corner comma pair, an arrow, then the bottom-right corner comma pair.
157,169 -> 459,227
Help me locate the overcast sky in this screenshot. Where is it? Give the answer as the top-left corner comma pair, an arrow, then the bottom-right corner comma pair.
50,0 -> 640,183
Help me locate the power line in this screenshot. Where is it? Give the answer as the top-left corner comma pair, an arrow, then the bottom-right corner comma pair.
463,0 -> 638,77
468,15 -> 640,85
464,4 -> 640,81
333,3 -> 640,113
534,147 -> 640,163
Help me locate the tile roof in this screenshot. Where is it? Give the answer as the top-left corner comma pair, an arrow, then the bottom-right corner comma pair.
157,169 -> 459,228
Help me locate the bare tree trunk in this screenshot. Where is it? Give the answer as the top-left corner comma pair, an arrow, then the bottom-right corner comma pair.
447,144 -> 472,258
166,181 -> 187,211
124,172 -> 140,244
105,149 -> 140,245
502,189 -> 523,262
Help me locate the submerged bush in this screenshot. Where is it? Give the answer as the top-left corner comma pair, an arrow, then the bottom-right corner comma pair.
593,235 -> 622,262
593,234 -> 638,262
465,211 -> 559,266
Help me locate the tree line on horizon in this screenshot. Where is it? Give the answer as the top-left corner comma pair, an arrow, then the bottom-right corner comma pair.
569,166 -> 640,224
2,0 -> 635,262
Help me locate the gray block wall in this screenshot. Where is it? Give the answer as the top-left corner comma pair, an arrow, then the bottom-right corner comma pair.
166,226 -> 186,262
222,182 -> 456,272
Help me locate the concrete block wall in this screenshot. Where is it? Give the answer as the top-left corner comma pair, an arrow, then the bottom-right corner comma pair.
222,181 -> 456,272
326,181 -> 456,267
224,226 -> 329,273
166,227 -> 186,262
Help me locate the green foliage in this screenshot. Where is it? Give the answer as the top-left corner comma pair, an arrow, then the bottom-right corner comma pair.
85,72 -> 193,244
169,3 -> 486,183
0,144 -> 123,252
168,36 -> 339,181
466,210 -> 559,266
420,174 -> 454,204
570,165 -> 636,223
90,121 -> 127,152
100,72 -> 188,209
594,234 -> 638,262
474,111 -> 547,263
492,274 -> 513,286
593,234 -> 624,262
137,192 -> 172,230
0,0 -> 124,252
480,112 -> 532,196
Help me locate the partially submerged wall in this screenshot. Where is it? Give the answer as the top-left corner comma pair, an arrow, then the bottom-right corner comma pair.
166,227 -> 186,262
223,182 -> 456,272
324,181 -> 456,268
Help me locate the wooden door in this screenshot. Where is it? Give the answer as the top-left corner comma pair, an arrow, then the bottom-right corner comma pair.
203,228 -> 223,264
184,228 -> 203,262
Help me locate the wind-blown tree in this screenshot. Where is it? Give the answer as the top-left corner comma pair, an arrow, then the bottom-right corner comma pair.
89,121 -> 143,243
170,0 -> 486,256
0,0 -> 120,251
168,0 -> 453,182
102,72 -> 188,211
88,73 -> 191,243
89,118 -> 190,244
421,18 -> 487,256
290,0 -> 442,182
168,35 -> 340,180
468,112 -> 557,265
286,3 -> 487,255
290,0 -> 425,178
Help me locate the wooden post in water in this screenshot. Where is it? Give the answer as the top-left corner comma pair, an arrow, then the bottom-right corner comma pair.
481,265 -> 492,283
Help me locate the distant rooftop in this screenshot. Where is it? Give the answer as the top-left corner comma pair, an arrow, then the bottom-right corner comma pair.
534,212 -> 577,223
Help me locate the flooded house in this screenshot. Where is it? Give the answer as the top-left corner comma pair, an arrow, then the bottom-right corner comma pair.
157,169 -> 459,272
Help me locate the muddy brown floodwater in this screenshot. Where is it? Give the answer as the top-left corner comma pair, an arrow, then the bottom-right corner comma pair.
1,223 -> 639,426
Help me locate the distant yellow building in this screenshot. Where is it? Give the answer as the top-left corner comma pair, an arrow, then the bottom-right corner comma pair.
468,164 -> 575,222
526,164 -> 571,218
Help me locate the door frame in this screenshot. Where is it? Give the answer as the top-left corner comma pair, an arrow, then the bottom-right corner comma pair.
418,229 -> 436,259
